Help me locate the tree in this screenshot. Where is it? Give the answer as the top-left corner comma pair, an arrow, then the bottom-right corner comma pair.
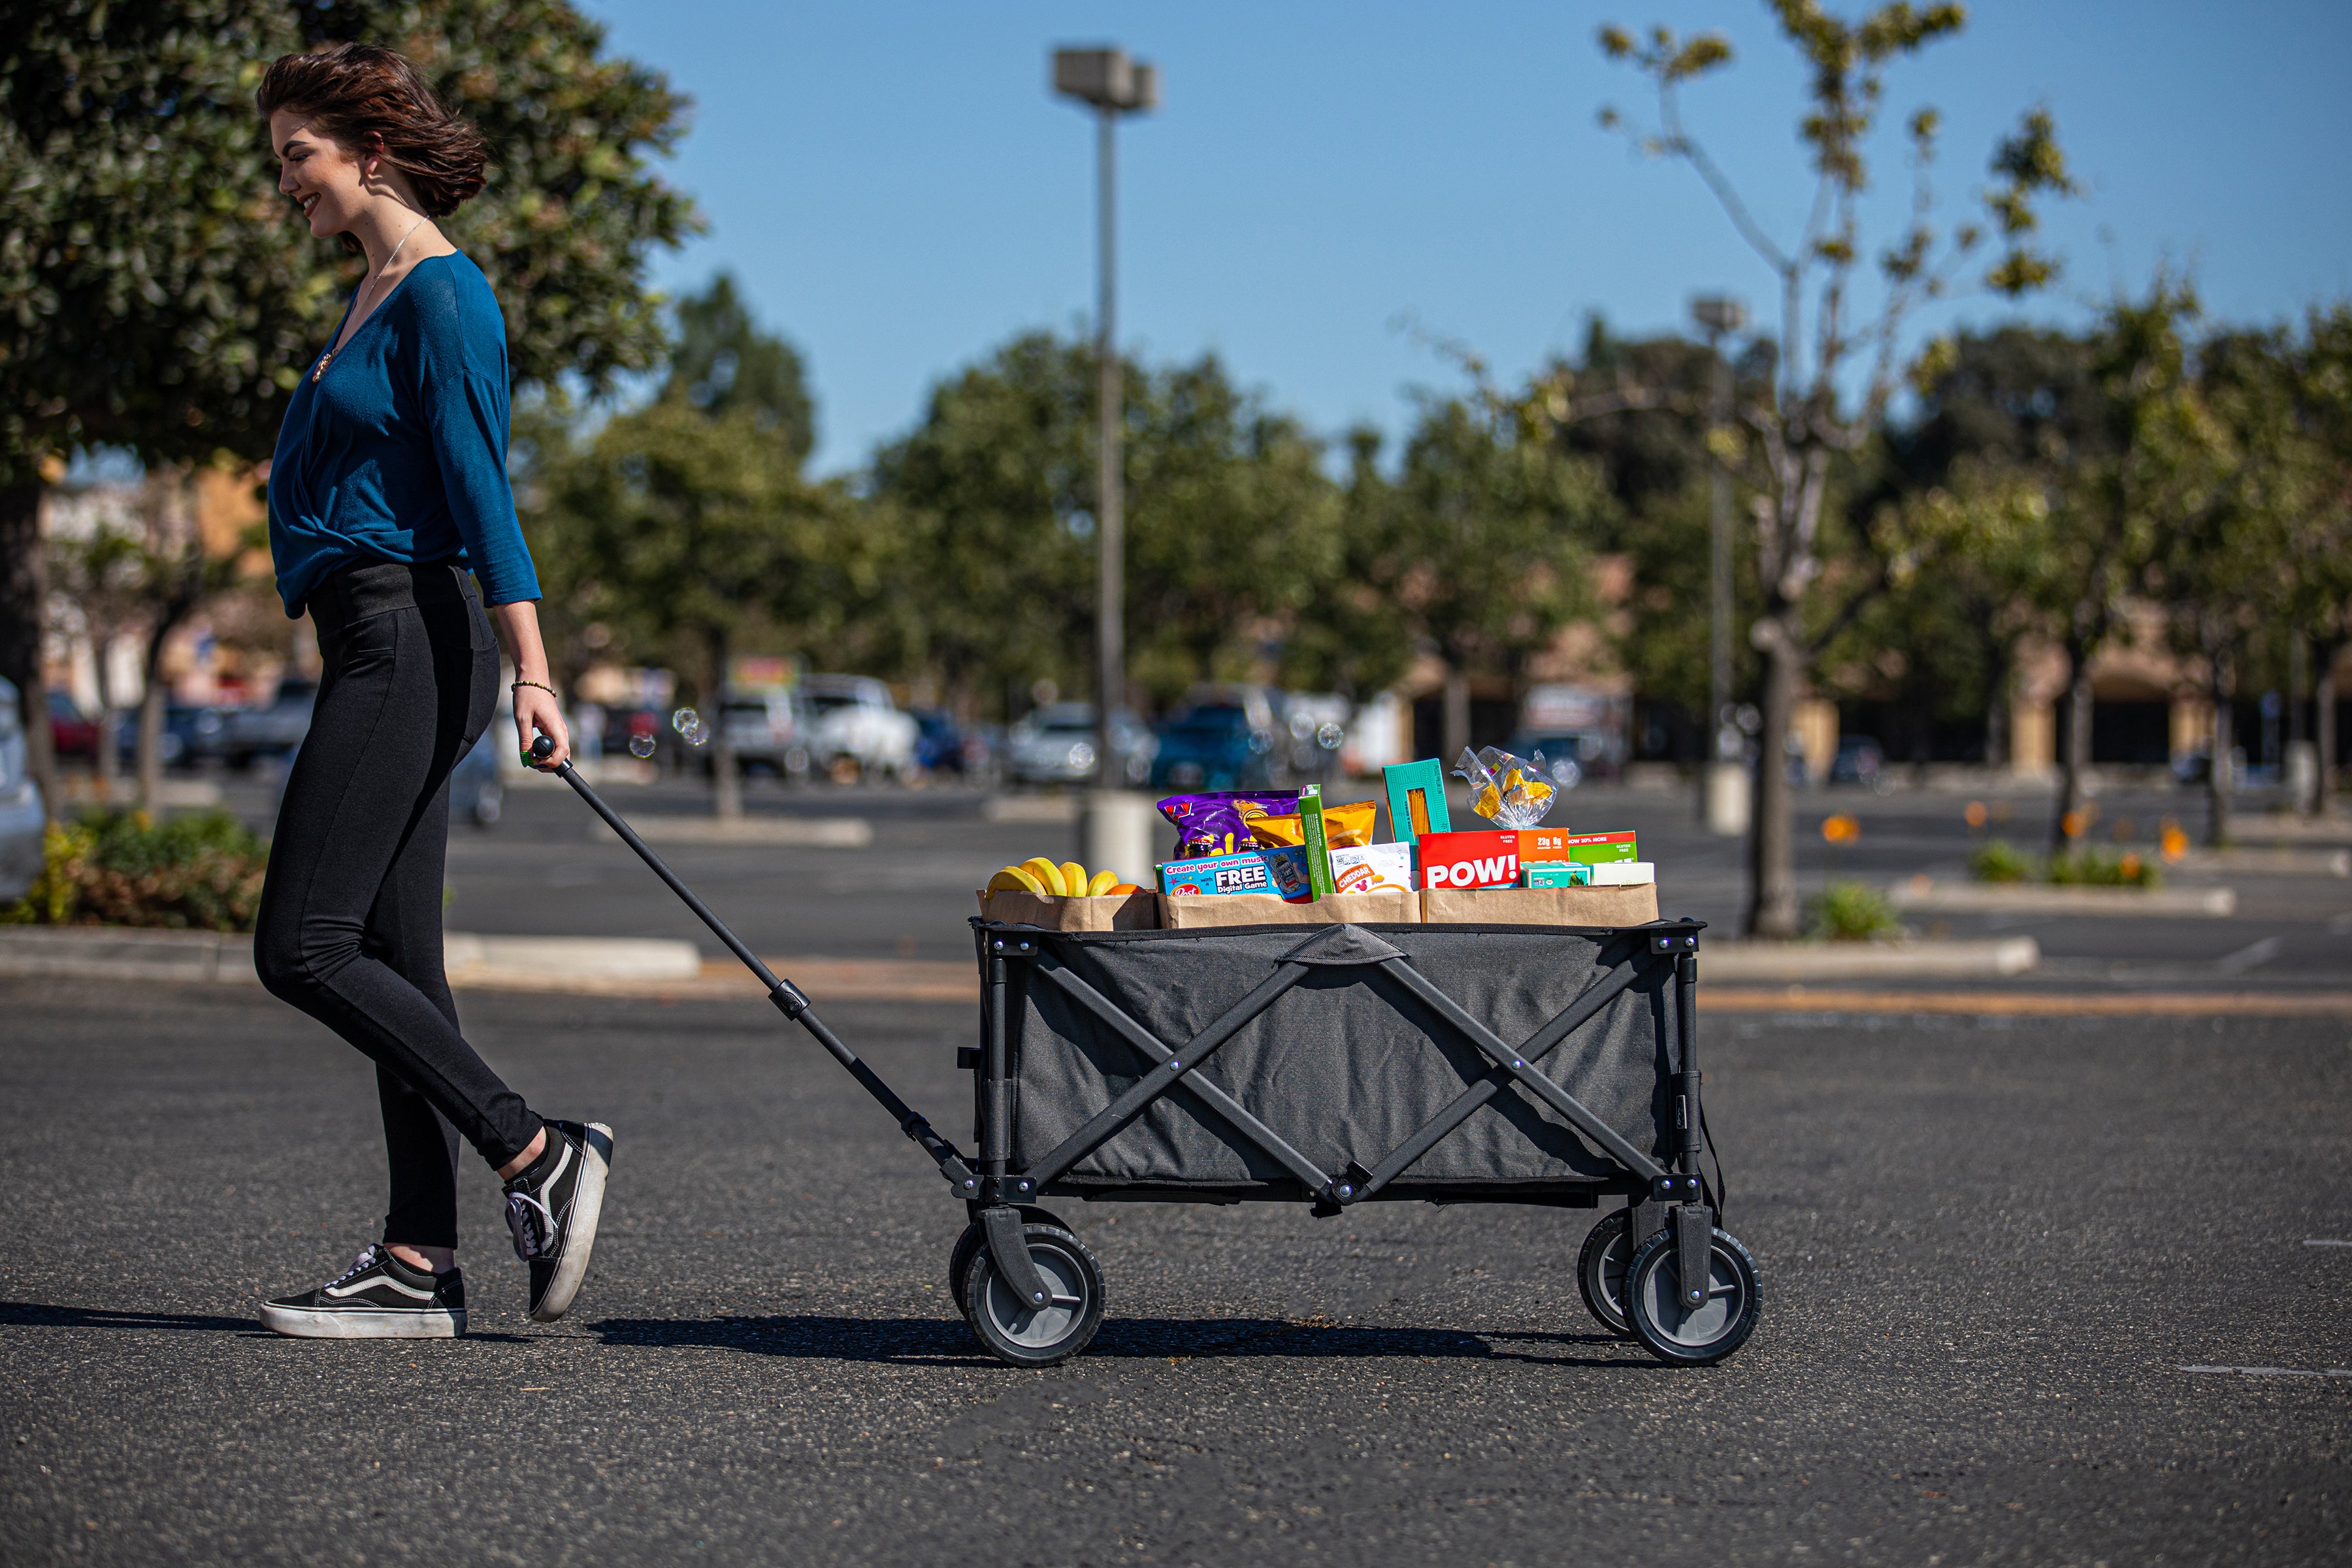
1590,0 -> 2078,936
1316,398 -> 1608,763
868,331 -> 1343,718
663,272 -> 815,463
2292,304 -> 2352,815
1,0 -> 694,817
2033,284 -> 2202,849
1122,359 -> 1340,706
536,401 -> 856,818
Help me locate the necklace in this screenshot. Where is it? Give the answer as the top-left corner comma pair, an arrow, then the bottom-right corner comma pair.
312,214 -> 428,384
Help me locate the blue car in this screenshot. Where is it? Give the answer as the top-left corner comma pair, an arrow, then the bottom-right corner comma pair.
0,679 -> 46,902
1150,699 -> 1277,791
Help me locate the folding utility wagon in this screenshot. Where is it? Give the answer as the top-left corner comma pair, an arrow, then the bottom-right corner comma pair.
541,740 -> 1760,1369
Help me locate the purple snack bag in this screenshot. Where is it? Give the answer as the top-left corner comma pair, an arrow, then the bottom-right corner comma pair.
1156,790 -> 1303,858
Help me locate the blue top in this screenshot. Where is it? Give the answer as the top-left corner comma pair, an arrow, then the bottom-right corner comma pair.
266,252 -> 542,617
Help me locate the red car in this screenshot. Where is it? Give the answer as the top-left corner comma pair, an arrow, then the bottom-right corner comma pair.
48,691 -> 99,759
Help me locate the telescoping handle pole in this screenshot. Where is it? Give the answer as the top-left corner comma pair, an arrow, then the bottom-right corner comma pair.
530,738 -> 977,1194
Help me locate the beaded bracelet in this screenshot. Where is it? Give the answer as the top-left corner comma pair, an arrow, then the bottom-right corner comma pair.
512,679 -> 558,699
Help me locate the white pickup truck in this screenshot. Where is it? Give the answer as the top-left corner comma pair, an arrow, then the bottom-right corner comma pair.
799,675 -> 918,781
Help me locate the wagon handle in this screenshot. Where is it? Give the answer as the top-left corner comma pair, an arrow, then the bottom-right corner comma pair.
530,737 -> 978,1192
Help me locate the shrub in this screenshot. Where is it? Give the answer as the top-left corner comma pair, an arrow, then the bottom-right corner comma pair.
2048,845 -> 2161,888
1970,838 -> 2034,883
1,809 -> 270,932
1805,880 -> 1904,942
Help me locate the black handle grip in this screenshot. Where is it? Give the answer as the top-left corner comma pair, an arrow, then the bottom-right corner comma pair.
530,734 -> 555,762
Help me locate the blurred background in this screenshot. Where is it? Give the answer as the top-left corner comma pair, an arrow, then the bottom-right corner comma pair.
7,0 -> 2352,934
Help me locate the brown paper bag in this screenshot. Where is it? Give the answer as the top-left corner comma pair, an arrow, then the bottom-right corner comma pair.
1157,889 -> 1420,929
976,889 -> 1162,931
1418,884 -> 1659,926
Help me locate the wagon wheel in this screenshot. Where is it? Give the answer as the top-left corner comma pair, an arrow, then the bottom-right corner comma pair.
947,1206 -> 1070,1319
1575,1209 -> 1637,1339
1622,1226 -> 1761,1367
961,1222 -> 1105,1369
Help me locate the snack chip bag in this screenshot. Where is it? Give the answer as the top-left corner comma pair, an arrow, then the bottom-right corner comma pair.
1156,790 -> 1302,858
1247,799 -> 1378,850
1453,746 -> 1558,828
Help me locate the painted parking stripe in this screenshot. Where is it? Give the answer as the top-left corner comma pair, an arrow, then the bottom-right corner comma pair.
2180,1365 -> 2352,1378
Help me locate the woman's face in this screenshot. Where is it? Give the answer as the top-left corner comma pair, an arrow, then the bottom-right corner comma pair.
270,111 -> 368,239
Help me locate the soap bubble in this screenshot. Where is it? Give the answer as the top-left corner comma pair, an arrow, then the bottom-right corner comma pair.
671,706 -> 710,746
1315,722 -> 1345,750
627,732 -> 658,759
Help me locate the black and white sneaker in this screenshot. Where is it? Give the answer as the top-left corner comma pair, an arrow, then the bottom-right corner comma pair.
260,1245 -> 466,1339
502,1120 -> 613,1323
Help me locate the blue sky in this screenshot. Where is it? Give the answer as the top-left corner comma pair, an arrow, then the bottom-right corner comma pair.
576,1 -> 2352,475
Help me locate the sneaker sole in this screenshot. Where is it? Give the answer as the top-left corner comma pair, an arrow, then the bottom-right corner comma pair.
259,1303 -> 465,1339
529,1122 -> 613,1323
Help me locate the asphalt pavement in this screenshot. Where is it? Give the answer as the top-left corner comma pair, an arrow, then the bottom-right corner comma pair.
5,771 -> 2349,1563
5,981 -> 2349,1559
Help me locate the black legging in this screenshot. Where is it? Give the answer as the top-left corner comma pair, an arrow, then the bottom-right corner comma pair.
255,559 -> 542,1249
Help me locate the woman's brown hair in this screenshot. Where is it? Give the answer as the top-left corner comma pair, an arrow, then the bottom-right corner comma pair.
257,43 -> 487,218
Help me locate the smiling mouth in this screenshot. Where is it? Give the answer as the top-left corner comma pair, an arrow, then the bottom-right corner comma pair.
299,193 -> 320,218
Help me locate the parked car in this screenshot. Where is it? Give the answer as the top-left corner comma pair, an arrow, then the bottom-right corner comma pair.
223,679 -> 318,769
1277,693 -> 1350,784
798,675 -> 919,781
112,704 -> 230,770
1828,735 -> 1886,790
1505,732 -> 1586,790
913,709 -> 990,777
717,687 -> 811,777
600,704 -> 672,765
1150,690 -> 1278,791
448,725 -> 504,826
48,690 -> 99,759
1007,702 -> 1156,787
0,679 -> 46,902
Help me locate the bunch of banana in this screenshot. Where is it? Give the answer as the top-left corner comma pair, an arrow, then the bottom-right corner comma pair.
987,857 -> 1141,898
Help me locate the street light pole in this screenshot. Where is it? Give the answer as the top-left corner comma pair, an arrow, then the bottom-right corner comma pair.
1054,46 -> 1158,881
1093,102 -> 1121,760
1691,294 -> 1748,836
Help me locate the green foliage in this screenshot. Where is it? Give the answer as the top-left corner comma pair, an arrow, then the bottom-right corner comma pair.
2047,847 -> 2160,888
1968,838 -> 2034,883
1804,880 -> 1903,942
868,331 -> 1347,715
1967,838 -> 2160,888
663,272 -> 815,464
2,809 -> 270,930
0,0 -> 694,482
1298,399 -> 1606,700
1,0 -> 319,482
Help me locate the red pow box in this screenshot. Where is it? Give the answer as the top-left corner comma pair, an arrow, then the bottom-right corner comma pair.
1416,830 -> 1522,889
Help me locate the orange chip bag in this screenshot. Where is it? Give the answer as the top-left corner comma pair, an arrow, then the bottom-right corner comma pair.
1248,799 -> 1377,850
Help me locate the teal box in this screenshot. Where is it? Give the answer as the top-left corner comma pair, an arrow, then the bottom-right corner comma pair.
1382,759 -> 1451,843
1522,861 -> 1593,889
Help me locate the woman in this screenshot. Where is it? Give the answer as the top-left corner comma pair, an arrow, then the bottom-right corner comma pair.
250,42 -> 610,1339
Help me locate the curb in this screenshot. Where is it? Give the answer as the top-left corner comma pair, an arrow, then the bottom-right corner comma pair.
1701,936 -> 2038,981
1889,879 -> 2236,917
0,928 -> 700,988
2177,847 -> 2350,877
590,815 -> 872,847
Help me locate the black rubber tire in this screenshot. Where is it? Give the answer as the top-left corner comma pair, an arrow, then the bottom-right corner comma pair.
1575,1210 -> 1637,1339
947,1207 -> 1068,1319
961,1223 -> 1105,1369
1623,1225 -> 1761,1367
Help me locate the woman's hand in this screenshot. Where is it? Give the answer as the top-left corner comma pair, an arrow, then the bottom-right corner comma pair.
512,681 -> 570,770
488,599 -> 569,769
